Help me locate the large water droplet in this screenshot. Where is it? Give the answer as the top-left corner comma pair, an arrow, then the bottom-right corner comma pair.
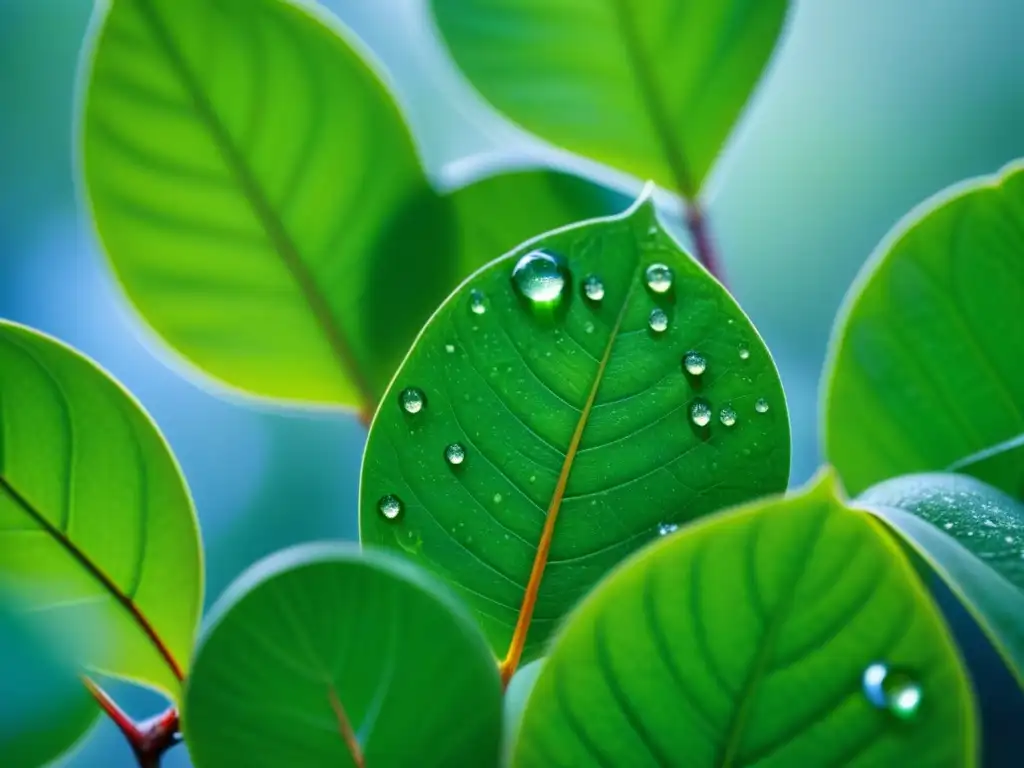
720,407 -> 737,427
690,399 -> 712,427
378,494 -> 403,521
649,308 -> 669,333
683,351 -> 706,376
399,387 -> 426,414
645,263 -> 673,294
657,522 -> 679,536
862,663 -> 922,721
511,250 -> 569,304
444,443 -> 466,466
739,346 -> 750,361
754,398 -> 770,414
469,289 -> 487,315
583,274 -> 605,302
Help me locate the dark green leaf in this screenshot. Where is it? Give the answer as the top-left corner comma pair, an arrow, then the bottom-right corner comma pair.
360,192 -> 790,665
859,472 -> 1024,690
0,321 -> 202,701
513,471 -> 976,767
183,543 -> 502,768
824,161 -> 1024,497
81,0 -> 623,416
430,0 -> 789,198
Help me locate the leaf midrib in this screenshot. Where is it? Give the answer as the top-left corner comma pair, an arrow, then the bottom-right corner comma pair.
0,472 -> 183,681
131,0 -> 376,413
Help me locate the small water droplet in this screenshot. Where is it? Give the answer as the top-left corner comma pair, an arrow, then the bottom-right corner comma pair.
862,663 -> 922,721
657,522 -> 679,536
739,346 -> 750,361
529,475 -> 536,484
493,493 -> 503,504
583,274 -> 605,302
690,399 -> 712,427
943,522 -> 954,530
399,387 -> 426,414
444,343 -> 455,354
584,321 -> 595,334
645,263 -> 673,294
469,289 -> 487,315
983,518 -> 997,528
1005,535 -> 1015,544
754,398 -> 769,414
647,224 -> 658,236
683,351 -> 706,376
444,443 -> 466,466
719,407 -> 737,427
649,308 -> 669,333
378,494 -> 403,521
511,250 -> 569,304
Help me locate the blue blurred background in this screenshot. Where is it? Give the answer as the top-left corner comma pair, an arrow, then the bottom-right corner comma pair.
1,0 -> 1023,764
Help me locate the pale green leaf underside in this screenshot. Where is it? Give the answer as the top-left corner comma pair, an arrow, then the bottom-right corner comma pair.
82,0 -> 624,412
183,544 -> 502,768
825,161 -> 1024,497
0,321 -> 202,701
431,0 -> 788,197
860,472 -> 1024,690
514,472 -> 976,768
360,196 -> 790,661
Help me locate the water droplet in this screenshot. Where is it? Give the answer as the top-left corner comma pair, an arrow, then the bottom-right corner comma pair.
378,494 -> 403,521
445,443 -> 466,466
862,663 -> 922,721
469,289 -> 487,315
649,308 -> 669,333
739,346 -> 750,361
584,321 -> 595,334
399,387 -> 426,414
657,522 -> 679,536
683,351 -> 706,376
943,522 -> 954,530
511,250 -> 569,304
754,398 -> 769,414
529,475 -> 536,484
493,492 -> 503,504
444,343 -> 455,354
690,399 -> 712,427
583,274 -> 605,302
720,407 -> 737,427
645,263 -> 673,294
1006,535 -> 1016,544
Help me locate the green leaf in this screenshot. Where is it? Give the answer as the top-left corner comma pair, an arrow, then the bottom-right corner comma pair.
0,321 -> 202,701
183,543 -> 502,768
360,191 -> 790,667
430,0 -> 789,199
823,161 -> 1024,498
858,472 -> 1024,691
81,0 -> 624,416
513,471 -> 977,767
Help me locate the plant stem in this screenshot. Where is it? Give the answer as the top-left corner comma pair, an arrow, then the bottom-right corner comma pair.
685,201 -> 726,285
83,677 -> 181,767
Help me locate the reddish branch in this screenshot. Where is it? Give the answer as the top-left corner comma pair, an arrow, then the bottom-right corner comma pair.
685,201 -> 726,286
83,678 -> 181,767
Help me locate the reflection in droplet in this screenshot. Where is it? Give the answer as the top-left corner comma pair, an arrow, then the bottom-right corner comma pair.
511,249 -> 569,304
645,263 -> 673,294
378,494 -> 403,521
690,399 -> 712,427
445,443 -> 466,466
469,289 -> 487,315
862,663 -> 922,721
399,387 -> 426,414
754,398 -> 769,414
649,308 -> 669,333
683,351 -> 706,376
583,274 -> 605,302
719,407 -> 737,427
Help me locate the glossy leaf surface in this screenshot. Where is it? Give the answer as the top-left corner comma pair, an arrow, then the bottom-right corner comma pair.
183,544 -> 502,768
514,472 -> 976,767
82,0 -> 624,414
0,321 -> 202,700
360,193 -> 790,663
860,472 -> 1024,689
825,162 -> 1024,497
431,0 -> 789,198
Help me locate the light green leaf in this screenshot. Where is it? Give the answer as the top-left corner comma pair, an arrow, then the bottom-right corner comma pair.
81,0 -> 624,416
824,161 -> 1024,497
513,471 -> 976,768
430,0 -> 789,198
0,321 -> 202,701
859,472 -> 1024,691
360,190 -> 790,668
183,543 -> 502,768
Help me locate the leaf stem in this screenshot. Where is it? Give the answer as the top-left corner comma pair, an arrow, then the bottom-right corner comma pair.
328,684 -> 366,767
685,201 -> 726,285
82,677 -> 181,767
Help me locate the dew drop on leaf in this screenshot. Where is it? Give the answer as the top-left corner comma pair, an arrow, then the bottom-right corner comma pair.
511,249 -> 569,304
657,522 -> 679,536
649,308 -> 669,333
645,263 -> 673,294
583,274 -> 605,302
862,663 -> 922,721
683,351 -> 707,376
378,494 -> 403,521
399,386 -> 426,414
720,407 -> 737,427
690,399 -> 712,427
755,398 -> 770,414
444,343 -> 455,354
739,345 -> 750,360
469,289 -> 487,315
444,443 -> 466,466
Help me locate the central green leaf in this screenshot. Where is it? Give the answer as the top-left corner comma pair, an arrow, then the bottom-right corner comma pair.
360,192 -> 790,665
